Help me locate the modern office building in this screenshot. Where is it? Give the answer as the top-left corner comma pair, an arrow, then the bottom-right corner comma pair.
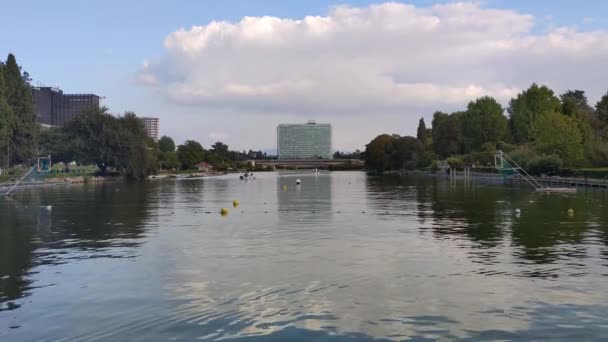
140,117 -> 160,141
60,94 -> 101,126
277,121 -> 332,160
32,87 -> 101,126
32,87 -> 63,126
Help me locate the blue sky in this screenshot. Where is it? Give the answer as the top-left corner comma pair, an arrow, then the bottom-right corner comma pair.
1,1 -> 607,150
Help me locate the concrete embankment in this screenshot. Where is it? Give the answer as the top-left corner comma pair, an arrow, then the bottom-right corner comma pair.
0,176 -> 120,193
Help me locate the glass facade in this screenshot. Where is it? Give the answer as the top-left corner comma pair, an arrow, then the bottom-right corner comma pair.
277,122 -> 332,160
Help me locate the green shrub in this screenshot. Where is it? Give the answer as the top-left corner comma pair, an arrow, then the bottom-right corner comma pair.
579,168 -> 608,179
497,141 -> 518,153
446,157 -> 464,170
508,145 -> 539,167
525,155 -> 562,176
557,168 -> 582,178
585,143 -> 608,167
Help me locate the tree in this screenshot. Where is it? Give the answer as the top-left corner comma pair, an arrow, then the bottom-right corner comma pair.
0,63 -> 11,169
3,53 -> 37,164
560,90 -> 589,116
159,151 -> 179,170
462,96 -> 507,153
534,112 -> 583,163
432,111 -> 464,158
61,108 -> 157,178
38,128 -> 73,164
62,107 -> 121,174
508,84 -> 561,143
364,134 -> 393,171
596,90 -> 608,124
211,141 -> 229,155
177,140 -> 205,170
390,136 -> 425,170
416,118 -> 429,143
158,136 -> 176,152
117,112 -> 157,179
559,90 -> 597,163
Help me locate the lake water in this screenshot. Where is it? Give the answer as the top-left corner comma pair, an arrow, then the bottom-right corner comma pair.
1,172 -> 608,341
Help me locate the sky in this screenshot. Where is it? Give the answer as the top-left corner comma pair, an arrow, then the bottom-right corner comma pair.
1,0 -> 608,152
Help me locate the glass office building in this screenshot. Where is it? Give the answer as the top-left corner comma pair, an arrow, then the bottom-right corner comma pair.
277,121 -> 332,160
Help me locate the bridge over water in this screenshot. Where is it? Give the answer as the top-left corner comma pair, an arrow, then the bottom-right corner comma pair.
251,159 -> 364,169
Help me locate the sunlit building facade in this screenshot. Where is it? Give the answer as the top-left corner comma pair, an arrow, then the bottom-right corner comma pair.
140,117 -> 159,141
277,121 -> 332,160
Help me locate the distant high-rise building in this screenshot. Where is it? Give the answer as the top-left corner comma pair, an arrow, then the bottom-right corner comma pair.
32,87 -> 100,126
140,117 -> 159,141
60,94 -> 100,126
32,87 -> 63,126
277,121 -> 332,160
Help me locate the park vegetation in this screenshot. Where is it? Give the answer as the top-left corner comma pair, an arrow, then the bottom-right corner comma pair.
1,53 -> 271,180
365,84 -> 608,177
0,54 -> 38,170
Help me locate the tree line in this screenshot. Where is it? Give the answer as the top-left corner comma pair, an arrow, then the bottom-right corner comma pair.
157,136 -> 270,172
365,84 -> 608,174
1,53 -> 270,179
39,109 -> 270,178
0,54 -> 38,169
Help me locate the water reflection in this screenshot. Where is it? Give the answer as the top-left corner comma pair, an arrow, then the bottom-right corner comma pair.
277,172 -> 333,227
365,174 -> 608,278
0,182 -> 154,311
3,173 -> 608,341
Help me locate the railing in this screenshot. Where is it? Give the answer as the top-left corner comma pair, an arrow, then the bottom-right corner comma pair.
495,150 -> 544,190
3,166 -> 35,196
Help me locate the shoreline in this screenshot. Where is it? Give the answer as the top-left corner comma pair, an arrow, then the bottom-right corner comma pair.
384,169 -> 608,190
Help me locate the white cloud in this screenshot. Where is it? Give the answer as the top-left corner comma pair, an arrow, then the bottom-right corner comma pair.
136,2 -> 608,150
208,131 -> 228,141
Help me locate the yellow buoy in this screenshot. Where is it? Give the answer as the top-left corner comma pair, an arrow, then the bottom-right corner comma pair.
233,200 -> 239,208
220,208 -> 229,216
283,185 -> 287,191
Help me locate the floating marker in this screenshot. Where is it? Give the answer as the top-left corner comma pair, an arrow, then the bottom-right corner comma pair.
233,200 -> 239,208
220,208 -> 229,216
296,179 -> 301,185
568,208 -> 574,216
283,185 -> 287,191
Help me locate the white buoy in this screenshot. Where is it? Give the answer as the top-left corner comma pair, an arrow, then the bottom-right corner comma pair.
515,208 -> 521,218
45,205 -> 52,211
296,179 -> 301,185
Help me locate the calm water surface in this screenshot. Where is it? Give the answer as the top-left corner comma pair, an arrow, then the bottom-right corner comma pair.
1,172 -> 608,341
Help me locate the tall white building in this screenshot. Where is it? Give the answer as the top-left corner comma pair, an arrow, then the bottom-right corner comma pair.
277,121 -> 332,160
140,117 -> 159,141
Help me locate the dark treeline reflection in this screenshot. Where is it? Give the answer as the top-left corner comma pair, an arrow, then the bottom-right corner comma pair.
0,182 -> 155,311
366,175 -> 608,272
